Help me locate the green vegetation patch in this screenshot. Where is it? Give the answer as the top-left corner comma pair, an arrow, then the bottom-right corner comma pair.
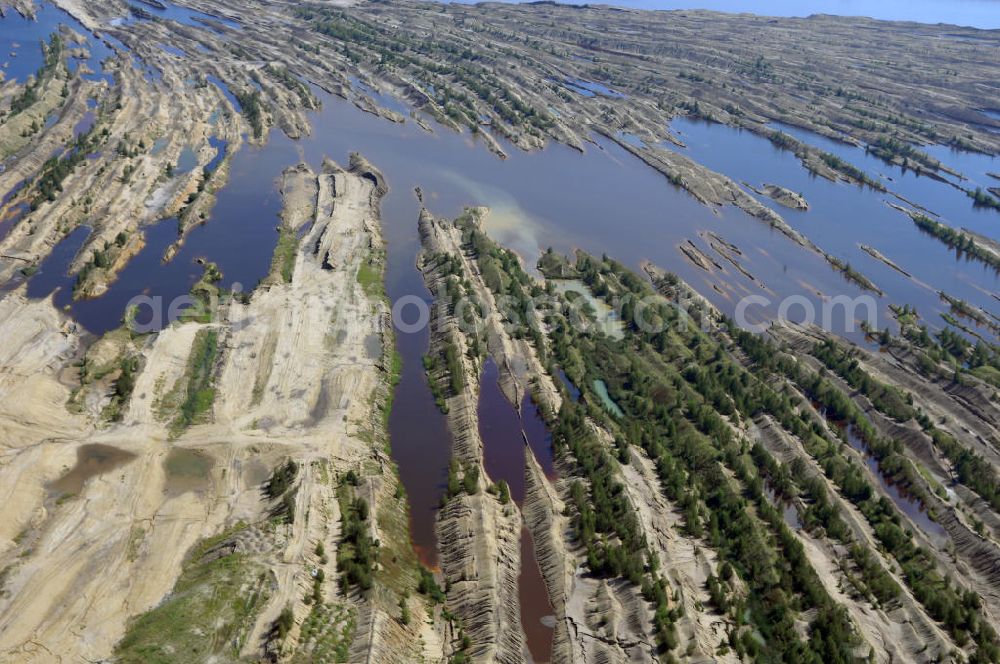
9,34 -> 63,117
292,601 -> 355,663
114,524 -> 270,664
167,327 -> 219,437
356,257 -> 385,299
969,186 -> 1000,211
234,89 -> 266,139
819,151 -> 885,190
336,477 -> 378,593
30,122 -> 103,210
266,459 -> 300,523
270,225 -> 299,283
100,354 -> 141,422
911,213 -> 1000,270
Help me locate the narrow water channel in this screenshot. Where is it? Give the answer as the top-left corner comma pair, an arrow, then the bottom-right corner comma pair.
813,399 -> 947,540
479,358 -> 555,663
8,78 -> 967,586
763,484 -> 802,530
842,424 -> 948,541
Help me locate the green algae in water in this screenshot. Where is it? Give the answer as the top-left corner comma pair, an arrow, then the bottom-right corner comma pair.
592,379 -> 624,418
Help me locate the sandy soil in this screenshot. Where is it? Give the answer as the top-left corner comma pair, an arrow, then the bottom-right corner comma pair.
0,156 -> 421,663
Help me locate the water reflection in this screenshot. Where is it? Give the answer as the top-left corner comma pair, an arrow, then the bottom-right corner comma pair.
669,117 -> 998,341
478,358 -> 554,663
842,424 -> 948,541
764,484 -> 802,530
25,225 -> 91,299
123,0 -> 241,31
3,64 -> 985,615
0,2 -> 116,85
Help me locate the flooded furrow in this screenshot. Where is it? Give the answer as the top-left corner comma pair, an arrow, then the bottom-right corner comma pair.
763,483 -> 803,531
6,81 -> 938,588
2,16 -> 992,644
479,358 -> 554,663
842,424 -> 948,541
24,129 -> 290,334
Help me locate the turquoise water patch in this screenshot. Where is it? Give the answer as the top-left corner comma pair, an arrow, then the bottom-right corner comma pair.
593,379 -> 624,418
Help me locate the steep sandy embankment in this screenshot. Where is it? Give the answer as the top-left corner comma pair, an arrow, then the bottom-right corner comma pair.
618,450 -> 737,663
213,155 -> 440,664
419,205 -> 560,414
0,155 -> 430,663
418,208 -> 527,664
522,450 -> 575,664
524,444 -> 702,664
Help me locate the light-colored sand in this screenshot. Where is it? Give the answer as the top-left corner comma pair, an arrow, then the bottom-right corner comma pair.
0,157 -> 414,662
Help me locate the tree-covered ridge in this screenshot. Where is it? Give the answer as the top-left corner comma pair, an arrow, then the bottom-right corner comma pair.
444,215 -> 878,660
456,224 -> 997,660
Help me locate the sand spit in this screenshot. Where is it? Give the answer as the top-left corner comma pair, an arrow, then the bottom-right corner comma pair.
859,244 -> 912,277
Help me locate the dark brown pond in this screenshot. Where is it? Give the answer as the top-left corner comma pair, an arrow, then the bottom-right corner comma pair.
48,443 -> 137,498
163,447 -> 215,495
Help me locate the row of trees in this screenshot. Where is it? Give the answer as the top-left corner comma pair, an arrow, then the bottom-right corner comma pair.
969,187 -> 1000,210
337,479 -> 378,593
297,6 -> 554,136
551,255 -> 864,661
10,34 -> 63,116
911,213 -> 1000,270
731,327 -> 999,657
559,251 -> 1000,660
813,335 -> 1000,525
30,124 -> 102,210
